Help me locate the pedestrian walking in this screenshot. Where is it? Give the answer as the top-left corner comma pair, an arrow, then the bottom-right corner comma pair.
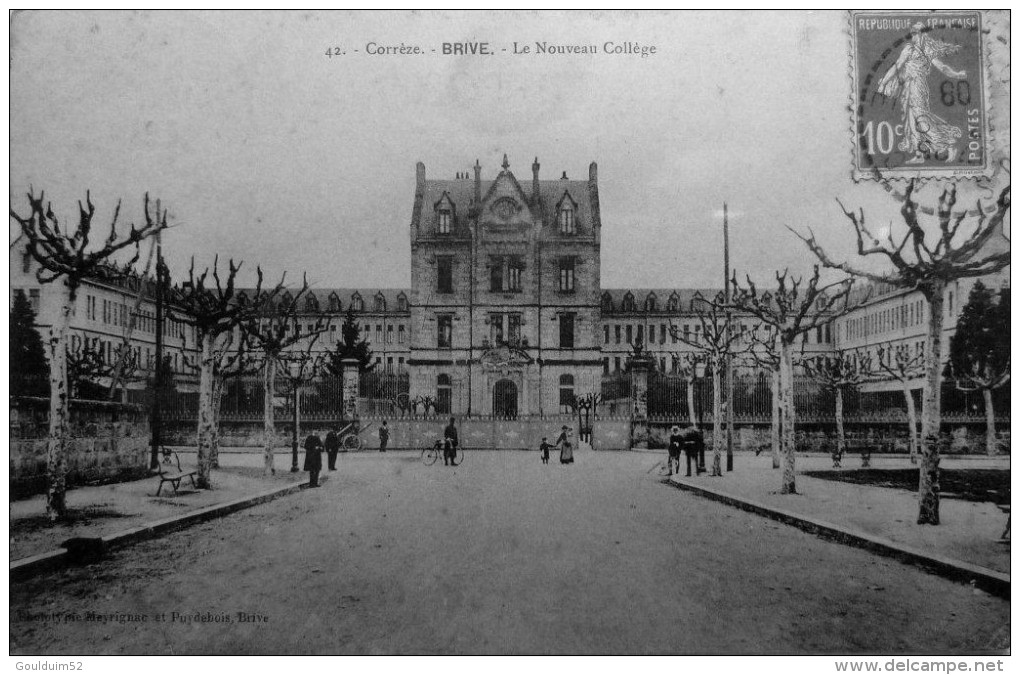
379,420 -> 389,453
683,427 -> 704,477
303,433 -> 324,487
668,425 -> 683,476
443,417 -> 459,467
324,429 -> 340,470
557,425 -> 574,465
539,437 -> 554,464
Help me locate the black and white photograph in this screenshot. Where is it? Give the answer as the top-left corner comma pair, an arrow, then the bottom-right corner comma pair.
7,9 -> 1011,664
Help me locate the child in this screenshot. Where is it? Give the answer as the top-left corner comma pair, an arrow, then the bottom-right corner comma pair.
539,437 -> 553,464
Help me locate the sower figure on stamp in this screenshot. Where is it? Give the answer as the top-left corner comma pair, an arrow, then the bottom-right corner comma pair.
877,22 -> 967,164
443,417 -> 458,467
324,429 -> 340,471
304,433 -> 324,487
379,420 -> 389,453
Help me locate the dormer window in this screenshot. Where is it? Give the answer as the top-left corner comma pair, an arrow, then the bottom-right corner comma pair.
645,293 -> 657,312
558,204 -> 575,235
351,292 -> 364,312
667,292 -> 680,312
374,293 -> 387,312
622,292 -> 636,312
329,293 -> 341,312
601,292 -> 614,312
435,192 -> 456,235
438,210 -> 452,234
304,293 -> 319,313
280,291 -> 294,310
396,293 -> 408,312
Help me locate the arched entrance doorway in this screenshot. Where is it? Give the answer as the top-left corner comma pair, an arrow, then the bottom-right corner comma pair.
493,379 -> 518,418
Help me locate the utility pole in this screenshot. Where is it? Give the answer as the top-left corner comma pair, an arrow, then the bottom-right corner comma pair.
149,230 -> 166,469
724,203 -> 734,472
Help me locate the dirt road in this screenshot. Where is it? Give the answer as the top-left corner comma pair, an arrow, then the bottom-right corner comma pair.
9,451 -> 1008,654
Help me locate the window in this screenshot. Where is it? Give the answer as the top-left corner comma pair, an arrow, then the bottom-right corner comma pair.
374,294 -> 386,312
558,258 -> 575,293
601,292 -> 614,312
649,325 -> 655,344
305,294 -> 320,312
21,252 -> 31,273
437,314 -> 453,348
351,293 -> 364,312
490,257 -> 504,292
645,294 -> 657,312
386,325 -> 393,344
438,210 -> 452,235
397,294 -> 408,312
558,203 -> 575,235
667,293 -> 680,312
490,314 -> 504,344
508,314 -> 521,345
622,293 -> 635,312
329,293 -> 341,312
636,324 -> 644,344
603,358 -> 609,374
559,374 -> 575,412
507,258 -> 524,292
398,357 -> 404,370
604,326 -> 610,344
437,257 -> 453,294
398,324 -> 406,343
614,357 -> 621,372
626,325 -> 633,344
437,373 -> 452,414
559,313 -> 575,348
386,357 -> 394,373
660,324 -> 667,345
615,325 -> 621,344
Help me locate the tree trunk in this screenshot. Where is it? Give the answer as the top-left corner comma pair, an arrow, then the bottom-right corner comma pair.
45,283 -> 74,520
771,367 -> 781,469
210,374 -> 224,469
195,333 -> 216,489
711,366 -> 723,476
903,383 -> 919,465
686,374 -> 698,429
983,387 -> 996,456
833,386 -> 844,468
917,285 -> 945,525
779,342 -> 797,494
263,359 -> 277,475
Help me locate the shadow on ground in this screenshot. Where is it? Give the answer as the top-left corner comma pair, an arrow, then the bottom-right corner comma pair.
802,469 -> 1010,503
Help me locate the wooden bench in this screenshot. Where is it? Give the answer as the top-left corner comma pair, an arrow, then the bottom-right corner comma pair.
155,448 -> 198,497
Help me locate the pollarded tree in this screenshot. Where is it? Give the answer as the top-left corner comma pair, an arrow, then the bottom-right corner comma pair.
246,276 -> 332,475
65,339 -> 142,400
873,343 -> 925,465
10,290 -> 50,397
731,266 -> 858,494
946,282 -> 1010,455
10,191 -> 165,519
746,324 -> 785,470
803,350 -> 871,468
669,292 -> 744,477
666,351 -> 705,430
168,257 -> 284,488
792,182 -> 1010,524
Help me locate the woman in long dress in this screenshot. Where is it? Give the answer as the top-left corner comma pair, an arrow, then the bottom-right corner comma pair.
557,426 -> 574,465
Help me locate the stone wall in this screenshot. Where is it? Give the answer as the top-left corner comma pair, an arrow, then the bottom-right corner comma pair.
10,397 -> 151,498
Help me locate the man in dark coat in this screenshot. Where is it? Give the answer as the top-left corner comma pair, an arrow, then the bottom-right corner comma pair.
683,427 -> 705,477
324,430 -> 340,471
668,425 -> 684,476
379,420 -> 389,453
443,417 -> 458,466
303,433 -> 324,487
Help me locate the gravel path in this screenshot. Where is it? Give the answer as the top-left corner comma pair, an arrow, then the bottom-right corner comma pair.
9,451 -> 1008,655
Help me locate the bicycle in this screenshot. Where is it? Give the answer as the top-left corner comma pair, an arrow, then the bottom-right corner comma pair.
421,439 -> 464,467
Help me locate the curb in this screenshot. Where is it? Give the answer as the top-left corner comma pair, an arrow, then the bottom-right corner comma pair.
666,476 -> 1010,599
10,478 -> 321,582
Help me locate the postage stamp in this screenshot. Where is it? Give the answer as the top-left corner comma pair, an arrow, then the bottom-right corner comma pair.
849,11 -> 990,180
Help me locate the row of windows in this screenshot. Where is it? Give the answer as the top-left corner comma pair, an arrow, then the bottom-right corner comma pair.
84,294 -> 191,341
843,299 -> 926,342
68,335 -> 189,373
435,201 -> 577,236
436,257 -> 577,294
270,292 -> 409,314
602,291 -> 688,313
374,356 -> 406,373
435,313 -> 576,349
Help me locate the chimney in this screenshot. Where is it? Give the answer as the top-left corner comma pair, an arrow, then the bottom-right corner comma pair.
473,159 -> 481,202
532,157 -> 540,202
416,161 -> 426,193
561,171 -> 568,180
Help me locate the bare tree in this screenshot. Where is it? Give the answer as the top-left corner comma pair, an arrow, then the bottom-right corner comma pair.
731,266 -> 857,494
745,325 -> 785,470
669,292 -> 743,477
873,343 -> 926,465
66,339 -> 143,400
246,277 -> 332,475
791,182 -> 1010,524
803,350 -> 871,468
168,257 -> 283,488
10,190 -> 165,519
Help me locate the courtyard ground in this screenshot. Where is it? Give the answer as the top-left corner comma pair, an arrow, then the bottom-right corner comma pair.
9,449 -> 1009,655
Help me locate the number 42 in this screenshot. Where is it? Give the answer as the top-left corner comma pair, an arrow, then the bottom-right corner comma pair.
325,46 -> 343,57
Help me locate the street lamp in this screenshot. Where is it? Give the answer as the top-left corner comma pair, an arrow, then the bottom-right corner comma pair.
693,360 -> 707,472
289,359 -> 302,473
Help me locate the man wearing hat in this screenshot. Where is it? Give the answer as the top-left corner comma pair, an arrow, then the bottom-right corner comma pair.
668,425 -> 684,476
557,425 -> 574,464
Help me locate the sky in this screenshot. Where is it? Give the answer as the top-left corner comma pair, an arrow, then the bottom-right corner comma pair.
9,10 -> 1011,291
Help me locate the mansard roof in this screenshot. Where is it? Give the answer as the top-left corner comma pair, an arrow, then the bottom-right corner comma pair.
601,288 -> 724,313
237,288 -> 411,313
